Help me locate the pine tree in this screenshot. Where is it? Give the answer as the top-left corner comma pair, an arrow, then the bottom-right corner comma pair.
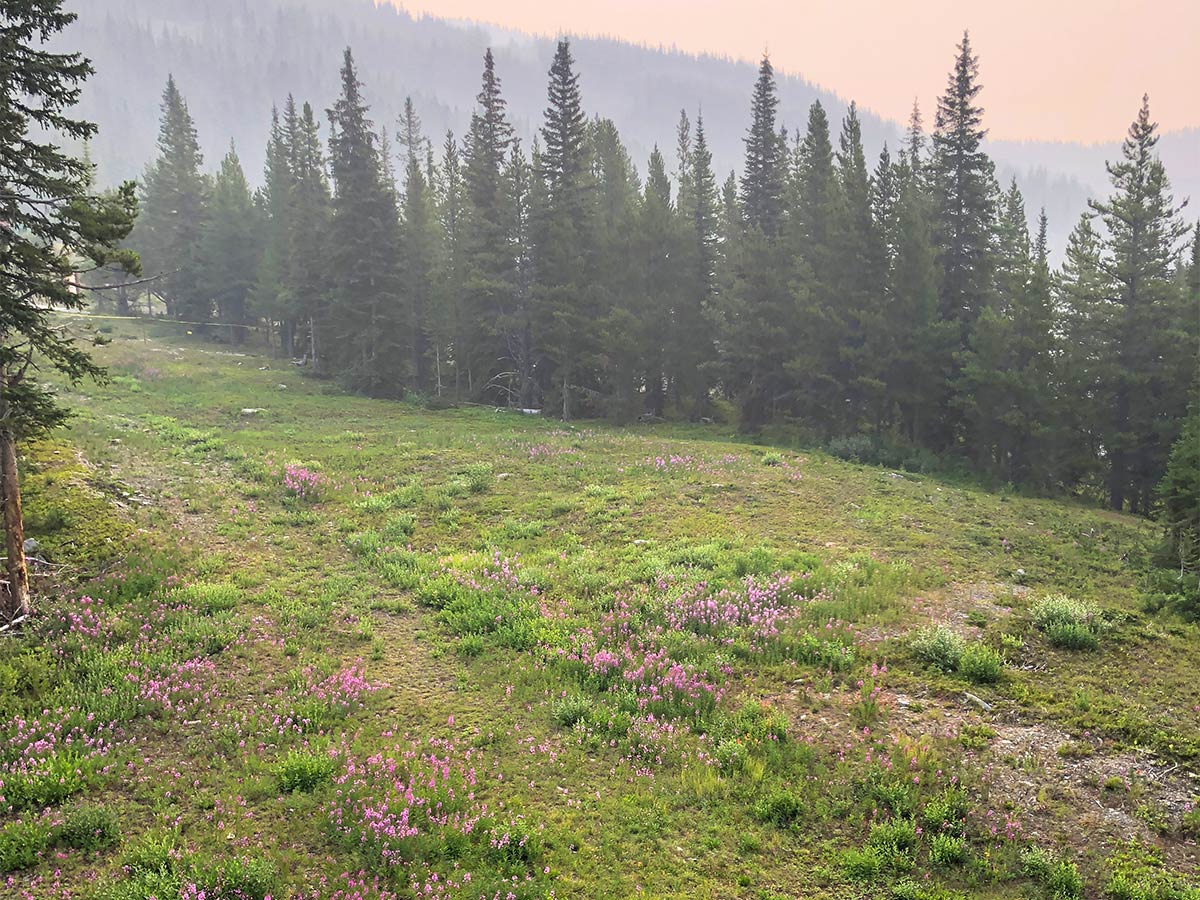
1,0 -> 139,619
135,75 -> 209,320
434,130 -> 467,395
1054,213 -> 1113,487
668,111 -> 718,417
504,139 -> 537,409
674,109 -> 693,220
788,100 -> 841,427
1089,96 -> 1192,512
325,48 -> 404,396
253,104 -> 296,354
534,39 -> 594,419
462,49 -> 516,399
930,32 -> 997,348
590,118 -> 642,418
831,103 -> 885,431
739,56 -> 785,236
200,143 -> 259,341
398,98 -> 438,393
287,101 -> 332,371
887,163 -> 947,443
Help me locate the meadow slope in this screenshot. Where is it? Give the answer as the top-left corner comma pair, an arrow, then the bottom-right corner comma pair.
2,321 -> 1197,899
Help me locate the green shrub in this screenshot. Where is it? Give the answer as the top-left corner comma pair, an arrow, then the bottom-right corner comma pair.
173,582 -> 239,614
274,749 -> 335,793
958,643 -> 1004,683
921,787 -> 968,832
381,513 -> 416,542
714,738 -> 748,772
841,846 -> 882,881
193,856 -> 278,900
754,789 -> 804,827
929,832 -> 968,867
910,626 -> 965,672
463,463 -> 493,494
57,804 -> 120,852
416,575 -> 468,610
552,694 -> 593,728
0,820 -> 52,874
866,773 -> 916,817
3,751 -> 89,810
457,633 -> 485,657
873,820 -> 916,854
1044,621 -> 1100,651
1023,846 -> 1084,899
761,451 -> 783,467
1032,595 -> 1103,650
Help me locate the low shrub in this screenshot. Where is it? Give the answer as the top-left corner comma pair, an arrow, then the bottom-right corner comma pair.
929,832 -> 968,867
57,804 -> 120,852
910,626 -> 965,672
867,817 -> 918,854
193,856 -> 278,900
552,694 -> 593,728
921,787 -> 968,832
841,846 -> 882,881
274,749 -> 335,793
754,789 -> 804,827
958,643 -> 1004,683
0,820 -> 52,874
1032,595 -> 1103,650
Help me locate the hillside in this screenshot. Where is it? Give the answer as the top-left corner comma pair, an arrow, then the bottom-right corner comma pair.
2,319 -> 1196,898
62,0 -> 1198,255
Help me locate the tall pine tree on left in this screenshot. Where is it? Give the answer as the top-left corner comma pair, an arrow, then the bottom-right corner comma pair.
0,0 -> 139,623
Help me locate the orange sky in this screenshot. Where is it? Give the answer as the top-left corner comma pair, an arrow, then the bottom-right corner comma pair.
392,0 -> 1199,143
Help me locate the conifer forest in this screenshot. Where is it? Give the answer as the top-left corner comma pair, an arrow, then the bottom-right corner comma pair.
2,1 -> 1198,898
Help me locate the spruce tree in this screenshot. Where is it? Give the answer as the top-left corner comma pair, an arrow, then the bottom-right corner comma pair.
135,75 -> 209,320
887,165 -> 947,443
930,33 -> 997,346
462,49 -> 516,398
434,130 -> 467,395
504,139 -> 537,409
253,104 -> 295,354
831,103 -> 885,431
590,118 -> 642,418
1089,96 -> 1192,512
740,56 -> 785,236
200,143 -> 259,341
1054,213 -> 1113,486
534,39 -> 593,418
399,98 -> 438,393
674,109 -> 693,220
325,48 -> 404,396
788,100 -> 841,427
1,0 -> 139,619
288,101 -> 332,371
669,111 -> 718,417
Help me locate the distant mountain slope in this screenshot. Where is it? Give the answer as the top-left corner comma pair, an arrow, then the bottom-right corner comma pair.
65,0 -> 1196,256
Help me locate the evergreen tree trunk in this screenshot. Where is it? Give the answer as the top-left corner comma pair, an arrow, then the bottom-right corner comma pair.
0,368 -> 30,622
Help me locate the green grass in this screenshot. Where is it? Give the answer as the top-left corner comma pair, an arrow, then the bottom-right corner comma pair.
1,320 -> 1196,899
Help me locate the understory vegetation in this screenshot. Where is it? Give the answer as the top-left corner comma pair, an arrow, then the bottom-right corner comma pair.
1,328 -> 1196,898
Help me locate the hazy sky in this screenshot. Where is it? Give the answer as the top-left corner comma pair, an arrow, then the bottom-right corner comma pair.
393,0 -> 1199,143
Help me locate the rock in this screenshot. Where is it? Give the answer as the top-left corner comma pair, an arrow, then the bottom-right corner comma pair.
240,408 -> 266,416
276,383 -> 288,389
964,691 -> 994,712
22,538 -> 40,554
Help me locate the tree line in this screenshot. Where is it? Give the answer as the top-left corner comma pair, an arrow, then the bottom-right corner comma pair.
126,33 -> 1199,513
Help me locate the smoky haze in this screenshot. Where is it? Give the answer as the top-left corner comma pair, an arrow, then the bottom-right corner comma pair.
65,0 -> 1198,258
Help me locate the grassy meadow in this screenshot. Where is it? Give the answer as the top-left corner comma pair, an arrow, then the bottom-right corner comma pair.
1,318 -> 1196,899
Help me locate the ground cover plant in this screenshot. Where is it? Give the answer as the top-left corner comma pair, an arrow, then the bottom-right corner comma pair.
1,324 -> 1197,899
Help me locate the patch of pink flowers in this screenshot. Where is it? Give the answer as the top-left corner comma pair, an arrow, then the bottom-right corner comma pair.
283,464 -> 325,501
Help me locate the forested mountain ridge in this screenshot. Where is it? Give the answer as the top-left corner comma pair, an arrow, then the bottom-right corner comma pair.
63,0 -> 1196,255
